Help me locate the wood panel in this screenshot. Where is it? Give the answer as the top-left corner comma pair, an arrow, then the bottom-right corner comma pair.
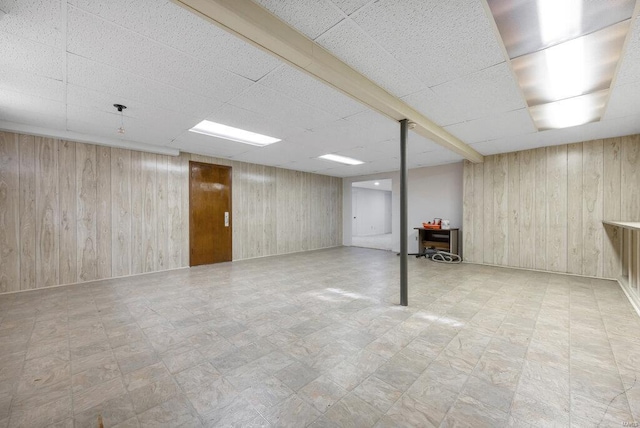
482,156 -> 494,265
621,134 -> 640,220
462,134 -> 640,279
462,161 -> 474,261
96,146 -> 111,279
35,137 -> 60,288
77,143 -> 97,282
582,140 -> 603,277
167,155 -> 182,269
0,133 -> 20,293
471,162 -> 484,263
507,152 -> 520,267
519,150 -> 535,269
19,134 -> 36,290
493,154 -> 509,265
546,145 -> 567,272
603,138 -> 622,278
58,141 -> 77,284
534,147 -> 547,270
0,131 -> 343,294
142,153 -> 157,273
567,143 -> 583,274
111,148 -> 131,277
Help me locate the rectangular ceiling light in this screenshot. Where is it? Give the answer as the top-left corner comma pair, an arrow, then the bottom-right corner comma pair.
487,0 -> 635,130
318,154 -> 364,165
189,120 -> 281,146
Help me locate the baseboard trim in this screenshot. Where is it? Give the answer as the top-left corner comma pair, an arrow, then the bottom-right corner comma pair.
617,277 -> 640,318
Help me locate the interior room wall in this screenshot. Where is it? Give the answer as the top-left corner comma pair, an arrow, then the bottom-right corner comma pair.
462,135 -> 640,279
343,162 -> 464,253
351,187 -> 392,236
0,131 -> 342,294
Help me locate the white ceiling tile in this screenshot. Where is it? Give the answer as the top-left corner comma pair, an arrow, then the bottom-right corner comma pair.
69,0 -> 281,81
228,84 -> 340,131
330,146 -> 390,163
66,54 -> 220,118
0,89 -> 66,122
0,32 -> 63,79
316,19 -> 424,97
613,16 -> 640,86
351,0 -> 505,87
408,151 -> 464,168
283,157 -> 338,173
401,88 -> 469,127
229,140 -> 325,166
444,108 -> 536,144
66,6 -> 254,103
604,80 -> 640,120
329,0 -> 372,16
258,65 -> 368,118
0,0 -> 61,47
0,67 -> 64,102
431,62 -> 526,122
253,0 -> 345,40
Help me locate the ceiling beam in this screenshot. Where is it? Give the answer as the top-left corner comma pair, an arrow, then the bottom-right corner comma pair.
171,0 -> 484,163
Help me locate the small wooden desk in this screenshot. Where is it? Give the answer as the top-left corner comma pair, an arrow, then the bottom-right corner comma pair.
414,228 -> 459,256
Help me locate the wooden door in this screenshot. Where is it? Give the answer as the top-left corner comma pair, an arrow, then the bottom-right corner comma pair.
189,162 -> 232,266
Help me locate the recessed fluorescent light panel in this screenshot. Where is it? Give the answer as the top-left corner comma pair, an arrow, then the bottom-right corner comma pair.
486,0 -> 635,130
318,154 -> 364,165
189,120 -> 281,146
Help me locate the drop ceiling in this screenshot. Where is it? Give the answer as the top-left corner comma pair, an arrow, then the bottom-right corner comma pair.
1,0 -> 640,177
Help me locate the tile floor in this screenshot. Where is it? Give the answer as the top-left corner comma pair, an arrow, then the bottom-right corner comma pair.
351,234 -> 394,251
1,247 -> 639,427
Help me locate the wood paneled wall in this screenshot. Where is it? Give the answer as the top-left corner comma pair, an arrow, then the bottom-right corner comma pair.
463,135 -> 640,279
0,131 -> 342,294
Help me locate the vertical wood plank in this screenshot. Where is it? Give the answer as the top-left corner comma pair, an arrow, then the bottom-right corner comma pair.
130,151 -> 144,274
462,161 -> 474,261
156,155 -> 168,270
76,143 -> 98,282
35,137 -> 59,288
181,153 -> 190,267
507,152 -> 520,267
603,138 -> 622,278
582,140 -> 604,277
0,132 -> 20,293
519,150 -> 535,269
546,144 -> 568,273
111,148 -> 131,277
167,155 -> 182,269
482,156 -> 494,264
231,161 -> 243,260
142,152 -> 157,273
621,134 -> 640,220
19,134 -> 36,290
58,140 -> 76,285
567,143 -> 583,274
471,162 -> 484,263
534,147 -> 547,270
96,146 -> 112,279
493,154 -> 509,266
263,166 -> 277,256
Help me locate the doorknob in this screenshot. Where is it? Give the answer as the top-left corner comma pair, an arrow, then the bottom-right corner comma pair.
224,212 -> 229,227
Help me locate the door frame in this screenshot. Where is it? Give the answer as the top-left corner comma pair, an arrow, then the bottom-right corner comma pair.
188,161 -> 233,266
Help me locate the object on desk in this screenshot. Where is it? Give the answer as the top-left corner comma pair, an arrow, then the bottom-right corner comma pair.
441,220 -> 451,230
422,218 -> 442,229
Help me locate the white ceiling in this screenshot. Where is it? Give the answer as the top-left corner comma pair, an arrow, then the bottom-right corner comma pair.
1,0 -> 640,177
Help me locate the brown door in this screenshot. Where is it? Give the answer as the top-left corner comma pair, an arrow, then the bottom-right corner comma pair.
189,162 -> 232,266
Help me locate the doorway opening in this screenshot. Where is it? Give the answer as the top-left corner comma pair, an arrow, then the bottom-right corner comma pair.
189,161 -> 232,266
351,179 -> 392,251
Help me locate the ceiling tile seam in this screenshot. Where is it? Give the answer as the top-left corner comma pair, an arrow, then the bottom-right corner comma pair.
601,3 -> 640,121
0,84 -> 65,105
65,52 -> 228,110
427,59 -> 508,91
443,106 -> 531,128
65,4 -> 262,85
0,27 -> 61,51
339,16 -> 429,95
